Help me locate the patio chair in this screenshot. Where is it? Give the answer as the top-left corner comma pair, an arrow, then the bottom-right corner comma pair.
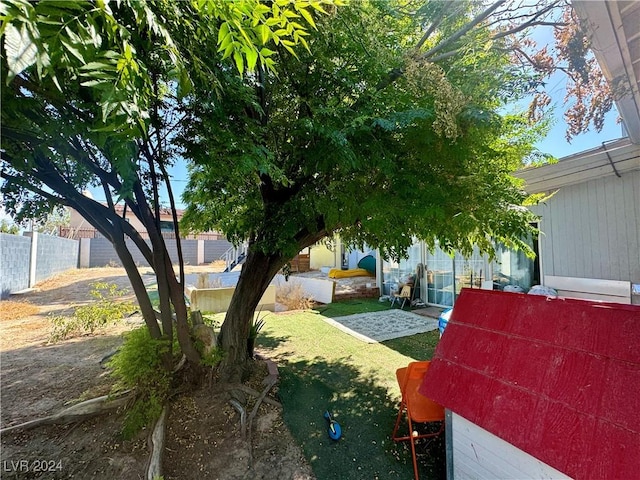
392,361 -> 445,480
391,285 -> 412,309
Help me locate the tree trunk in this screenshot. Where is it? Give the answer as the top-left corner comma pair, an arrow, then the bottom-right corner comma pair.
218,247 -> 285,382
112,234 -> 163,339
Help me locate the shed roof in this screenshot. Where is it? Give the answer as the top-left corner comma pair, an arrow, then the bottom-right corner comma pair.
421,289 -> 640,480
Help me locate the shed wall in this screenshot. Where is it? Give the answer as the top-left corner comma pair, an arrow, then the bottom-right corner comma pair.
451,413 -> 572,480
531,169 -> 640,284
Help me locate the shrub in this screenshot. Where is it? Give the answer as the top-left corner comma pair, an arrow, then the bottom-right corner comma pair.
276,281 -> 314,311
49,282 -> 136,342
107,327 -> 172,439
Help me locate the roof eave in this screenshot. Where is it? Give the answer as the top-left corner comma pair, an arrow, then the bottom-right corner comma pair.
573,0 -> 640,144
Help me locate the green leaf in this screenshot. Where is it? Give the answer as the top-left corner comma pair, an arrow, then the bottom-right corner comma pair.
217,21 -> 229,47
299,7 -> 316,29
245,45 -> 258,71
258,24 -> 270,45
233,49 -> 244,73
80,79 -> 109,87
79,61 -> 116,71
221,42 -> 234,60
60,37 -> 85,63
217,31 -> 232,52
4,23 -> 38,82
260,47 -> 275,57
253,4 -> 271,16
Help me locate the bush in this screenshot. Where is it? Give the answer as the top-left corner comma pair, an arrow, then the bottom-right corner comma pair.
276,282 -> 314,311
49,281 -> 136,342
107,327 -> 172,439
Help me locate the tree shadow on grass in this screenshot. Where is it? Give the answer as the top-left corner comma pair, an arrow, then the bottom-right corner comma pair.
263,337 -> 445,480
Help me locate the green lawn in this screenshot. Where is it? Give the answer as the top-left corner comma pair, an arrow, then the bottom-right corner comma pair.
257,304 -> 444,480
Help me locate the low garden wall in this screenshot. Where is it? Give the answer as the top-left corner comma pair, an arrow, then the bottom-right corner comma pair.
185,285 -> 276,313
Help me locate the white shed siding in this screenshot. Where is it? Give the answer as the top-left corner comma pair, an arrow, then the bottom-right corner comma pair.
451,413 -> 572,480
531,169 -> 640,284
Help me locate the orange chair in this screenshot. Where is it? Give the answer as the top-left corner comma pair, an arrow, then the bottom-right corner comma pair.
392,361 -> 445,480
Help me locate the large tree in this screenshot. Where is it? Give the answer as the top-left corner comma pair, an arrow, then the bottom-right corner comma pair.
181,0 -> 613,378
0,0 -> 332,373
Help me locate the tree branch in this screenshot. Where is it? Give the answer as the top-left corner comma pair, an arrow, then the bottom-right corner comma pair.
419,0 -> 507,62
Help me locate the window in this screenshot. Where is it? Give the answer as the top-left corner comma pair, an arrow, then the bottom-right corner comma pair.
491,229 -> 540,292
159,220 -> 174,232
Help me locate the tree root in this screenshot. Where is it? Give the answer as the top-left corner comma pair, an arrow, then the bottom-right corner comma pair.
222,384 -> 282,409
229,399 -> 247,440
246,377 -> 278,467
0,390 -> 132,434
146,405 -> 168,480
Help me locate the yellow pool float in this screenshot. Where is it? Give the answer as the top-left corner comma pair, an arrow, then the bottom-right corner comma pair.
328,268 -> 374,278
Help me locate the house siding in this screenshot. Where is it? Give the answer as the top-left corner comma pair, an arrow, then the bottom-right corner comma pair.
531,169 -> 640,284
452,413 -> 572,480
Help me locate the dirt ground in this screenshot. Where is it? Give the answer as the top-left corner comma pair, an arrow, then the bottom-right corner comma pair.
0,266 -> 314,480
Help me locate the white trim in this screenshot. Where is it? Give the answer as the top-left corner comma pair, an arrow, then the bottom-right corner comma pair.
573,1 -> 640,144
515,138 -> 640,194
544,275 -> 631,304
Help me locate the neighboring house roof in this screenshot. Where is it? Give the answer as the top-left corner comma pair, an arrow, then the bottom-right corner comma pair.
421,289 -> 640,480
515,137 -> 640,194
573,1 -> 640,144
108,204 -> 184,218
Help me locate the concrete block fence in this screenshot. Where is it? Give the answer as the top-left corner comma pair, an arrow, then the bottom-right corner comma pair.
83,238 -> 233,268
1,232 -> 232,298
1,232 -> 79,299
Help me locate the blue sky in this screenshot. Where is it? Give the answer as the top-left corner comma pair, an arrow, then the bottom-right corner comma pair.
536,107 -> 623,158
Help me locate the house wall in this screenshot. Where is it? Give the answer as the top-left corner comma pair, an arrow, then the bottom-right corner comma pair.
310,242 -> 340,270
532,169 -> 640,285
67,207 -> 185,235
451,413 -> 572,480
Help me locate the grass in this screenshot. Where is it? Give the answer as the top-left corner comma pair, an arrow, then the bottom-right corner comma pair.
312,297 -> 391,318
257,302 -> 444,480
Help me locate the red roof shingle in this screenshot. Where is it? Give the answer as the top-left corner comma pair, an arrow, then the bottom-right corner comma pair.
421,289 -> 640,480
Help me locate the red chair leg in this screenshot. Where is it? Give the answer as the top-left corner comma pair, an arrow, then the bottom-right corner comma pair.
407,414 -> 420,480
392,401 -> 405,440
393,404 -> 445,480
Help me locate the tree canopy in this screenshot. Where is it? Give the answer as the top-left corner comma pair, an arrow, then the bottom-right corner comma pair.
181,0 -> 547,260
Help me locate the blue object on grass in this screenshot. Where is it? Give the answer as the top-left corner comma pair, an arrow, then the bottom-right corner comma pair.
324,411 -> 342,441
